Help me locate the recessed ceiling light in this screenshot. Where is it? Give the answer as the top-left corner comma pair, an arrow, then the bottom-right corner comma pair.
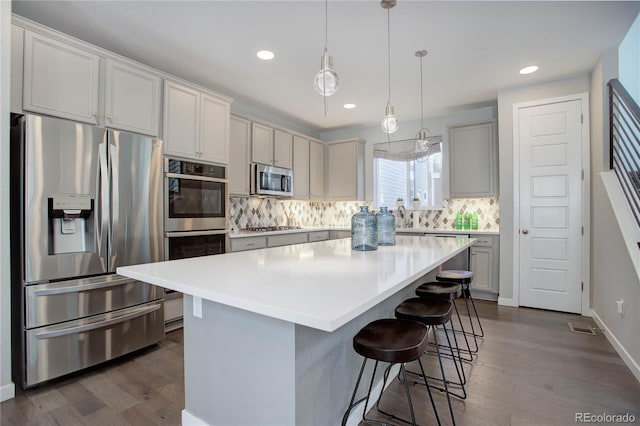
343,103 -> 356,109
519,65 -> 539,75
257,50 -> 275,61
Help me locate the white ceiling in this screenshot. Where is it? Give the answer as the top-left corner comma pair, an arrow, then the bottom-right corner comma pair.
12,1 -> 640,133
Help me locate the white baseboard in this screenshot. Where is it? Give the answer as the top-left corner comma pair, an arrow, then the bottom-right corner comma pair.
182,409 -> 209,426
345,364 -> 401,426
0,382 -> 15,402
498,297 -> 517,307
591,309 -> 640,384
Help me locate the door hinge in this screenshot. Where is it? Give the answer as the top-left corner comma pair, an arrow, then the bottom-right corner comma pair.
582,226 -> 584,236
581,113 -> 584,124
581,282 -> 584,292
582,169 -> 584,180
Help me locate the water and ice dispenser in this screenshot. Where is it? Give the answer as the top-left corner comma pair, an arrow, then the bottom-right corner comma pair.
47,194 -> 95,255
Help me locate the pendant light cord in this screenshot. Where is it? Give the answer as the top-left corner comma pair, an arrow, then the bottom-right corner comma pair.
323,0 -> 328,115
325,0 -> 328,49
387,8 -> 391,102
420,54 -> 424,129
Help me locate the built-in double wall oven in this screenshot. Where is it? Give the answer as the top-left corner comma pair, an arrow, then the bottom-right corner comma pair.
164,158 -> 229,330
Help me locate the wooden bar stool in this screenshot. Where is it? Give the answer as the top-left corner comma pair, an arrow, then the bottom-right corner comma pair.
415,281 -> 477,358
436,270 -> 485,344
341,318 -> 441,426
395,298 -> 463,426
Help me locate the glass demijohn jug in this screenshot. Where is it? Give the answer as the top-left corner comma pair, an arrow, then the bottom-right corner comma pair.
351,206 -> 378,251
376,207 -> 396,246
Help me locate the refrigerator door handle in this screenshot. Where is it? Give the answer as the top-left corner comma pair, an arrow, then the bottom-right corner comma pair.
34,303 -> 161,340
97,142 -> 109,259
109,136 -> 120,269
32,277 -> 135,296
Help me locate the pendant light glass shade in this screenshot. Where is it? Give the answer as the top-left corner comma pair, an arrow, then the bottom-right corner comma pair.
381,102 -> 398,134
381,1 -> 398,135
313,49 -> 339,96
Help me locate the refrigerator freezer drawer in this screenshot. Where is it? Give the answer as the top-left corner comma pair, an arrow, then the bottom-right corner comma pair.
25,301 -> 164,387
26,275 -> 163,328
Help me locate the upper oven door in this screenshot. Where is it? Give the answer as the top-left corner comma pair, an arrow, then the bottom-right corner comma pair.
165,166 -> 228,232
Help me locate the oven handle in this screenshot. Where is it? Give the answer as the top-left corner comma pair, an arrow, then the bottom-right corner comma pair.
165,173 -> 229,184
34,303 -> 161,340
165,230 -> 229,238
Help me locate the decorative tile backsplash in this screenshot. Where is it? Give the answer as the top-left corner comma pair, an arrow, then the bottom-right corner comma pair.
229,197 -> 499,231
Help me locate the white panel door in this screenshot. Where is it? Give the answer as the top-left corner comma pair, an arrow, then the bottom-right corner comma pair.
518,99 -> 583,313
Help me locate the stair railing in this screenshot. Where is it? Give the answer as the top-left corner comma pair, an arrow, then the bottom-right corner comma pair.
609,78 -> 640,228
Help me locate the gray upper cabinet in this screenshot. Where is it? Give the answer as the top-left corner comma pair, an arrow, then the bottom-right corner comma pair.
448,121 -> 497,198
325,139 -> 365,201
229,115 -> 251,196
23,29 -> 101,124
251,122 -> 273,165
309,140 -> 325,200
274,129 -> 293,169
104,58 -> 162,137
293,135 -> 310,199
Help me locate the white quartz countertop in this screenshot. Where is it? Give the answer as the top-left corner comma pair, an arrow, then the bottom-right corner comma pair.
118,236 -> 475,332
230,227 -> 498,238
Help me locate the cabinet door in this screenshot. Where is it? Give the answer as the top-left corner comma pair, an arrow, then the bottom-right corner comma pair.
274,129 -> 293,169
104,58 -> 161,136
309,140 -> 324,200
229,115 -> 251,196
326,140 -> 364,200
23,30 -> 100,124
251,123 -> 273,165
200,93 -> 230,164
449,122 -> 496,198
470,246 -> 493,292
163,80 -> 199,160
293,135 -> 310,199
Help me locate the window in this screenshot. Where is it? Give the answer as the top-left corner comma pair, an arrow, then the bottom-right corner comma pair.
374,152 -> 443,209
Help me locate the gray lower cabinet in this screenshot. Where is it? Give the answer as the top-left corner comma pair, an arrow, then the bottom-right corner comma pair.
267,233 -> 308,248
230,236 -> 267,252
307,231 -> 329,242
469,234 -> 499,296
329,230 -> 351,239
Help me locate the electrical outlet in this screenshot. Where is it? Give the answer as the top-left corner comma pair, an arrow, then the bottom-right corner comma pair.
616,299 -> 624,316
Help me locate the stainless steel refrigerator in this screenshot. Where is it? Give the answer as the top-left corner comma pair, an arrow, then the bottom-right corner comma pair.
10,114 -> 165,388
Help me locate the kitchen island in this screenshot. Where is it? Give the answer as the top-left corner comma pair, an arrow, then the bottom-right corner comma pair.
118,235 -> 475,426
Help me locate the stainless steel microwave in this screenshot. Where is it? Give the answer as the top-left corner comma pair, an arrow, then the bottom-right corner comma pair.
250,163 -> 293,197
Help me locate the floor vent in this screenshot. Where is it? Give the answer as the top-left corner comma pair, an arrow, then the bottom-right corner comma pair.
568,322 -> 597,335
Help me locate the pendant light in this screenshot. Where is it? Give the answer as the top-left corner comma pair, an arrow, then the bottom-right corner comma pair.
415,49 -> 431,153
381,0 -> 398,134
313,0 -> 339,116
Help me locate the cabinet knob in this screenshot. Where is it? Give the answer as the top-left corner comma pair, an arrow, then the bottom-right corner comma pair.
521,229 -> 529,235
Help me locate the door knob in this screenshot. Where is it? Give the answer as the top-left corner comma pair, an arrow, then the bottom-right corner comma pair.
522,229 -> 529,234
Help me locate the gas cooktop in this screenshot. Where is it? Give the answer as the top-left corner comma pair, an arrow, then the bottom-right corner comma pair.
243,226 -> 302,232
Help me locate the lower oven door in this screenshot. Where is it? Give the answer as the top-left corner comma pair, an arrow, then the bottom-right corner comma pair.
26,275 -> 163,329
165,230 -> 228,260
25,300 -> 164,387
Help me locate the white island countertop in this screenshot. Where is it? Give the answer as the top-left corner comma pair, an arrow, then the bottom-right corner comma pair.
118,235 -> 474,332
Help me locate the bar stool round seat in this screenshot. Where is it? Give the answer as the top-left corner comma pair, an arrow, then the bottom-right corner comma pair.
416,281 -> 462,301
343,318 -> 441,426
395,298 -> 453,325
353,318 -> 428,363
436,269 -> 473,284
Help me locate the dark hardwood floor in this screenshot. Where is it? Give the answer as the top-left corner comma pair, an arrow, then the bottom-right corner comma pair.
1,301 -> 639,425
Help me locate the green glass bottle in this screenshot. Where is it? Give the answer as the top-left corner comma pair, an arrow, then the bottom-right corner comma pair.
463,212 -> 471,230
455,211 -> 463,230
471,211 -> 479,230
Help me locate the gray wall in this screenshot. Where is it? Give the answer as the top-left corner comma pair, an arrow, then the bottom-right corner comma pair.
618,13 -> 640,105
590,31 -> 640,377
496,74 -> 591,303
319,105 -> 498,201
1,0 -> 14,402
